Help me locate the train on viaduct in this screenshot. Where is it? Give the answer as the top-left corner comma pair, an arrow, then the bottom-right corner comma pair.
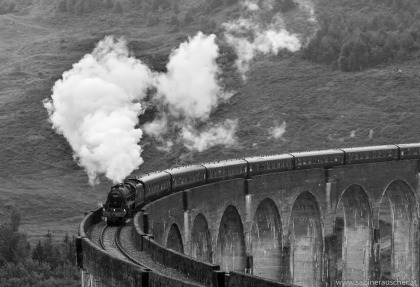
76,144 -> 420,287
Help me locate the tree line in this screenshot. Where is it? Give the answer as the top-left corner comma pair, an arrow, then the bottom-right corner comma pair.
53,0 -> 420,72
302,0 -> 420,71
0,208 -> 79,287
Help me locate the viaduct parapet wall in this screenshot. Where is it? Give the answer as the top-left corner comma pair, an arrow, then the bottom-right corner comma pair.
78,154 -> 420,287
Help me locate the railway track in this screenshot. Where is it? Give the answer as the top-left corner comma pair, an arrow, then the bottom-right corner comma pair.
99,224 -> 107,250
99,222 -> 145,266
96,221 -> 207,286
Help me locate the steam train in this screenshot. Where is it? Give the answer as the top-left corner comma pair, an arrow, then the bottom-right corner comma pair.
103,143 -> 420,224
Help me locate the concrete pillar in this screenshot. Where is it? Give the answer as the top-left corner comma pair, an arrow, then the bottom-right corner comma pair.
372,228 -> 381,280
324,234 -> 337,287
184,210 -> 190,254
183,190 -> 190,255
281,244 -> 291,283
244,179 -> 253,259
81,270 -> 85,287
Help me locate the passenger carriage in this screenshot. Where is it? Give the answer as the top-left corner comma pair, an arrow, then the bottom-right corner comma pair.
166,165 -> 207,192
202,159 -> 248,183
244,154 -> 294,176
341,145 -> 399,164
290,149 -> 344,169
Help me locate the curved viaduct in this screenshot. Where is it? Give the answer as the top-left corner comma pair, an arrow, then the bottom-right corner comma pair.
78,155 -> 420,287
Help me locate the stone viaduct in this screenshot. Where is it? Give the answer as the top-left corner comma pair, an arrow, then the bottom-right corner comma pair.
78,156 -> 420,287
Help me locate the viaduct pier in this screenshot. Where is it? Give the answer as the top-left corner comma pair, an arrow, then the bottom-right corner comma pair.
77,145 -> 420,287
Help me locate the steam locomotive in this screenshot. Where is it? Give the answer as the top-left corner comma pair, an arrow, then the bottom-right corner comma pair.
103,143 -> 420,224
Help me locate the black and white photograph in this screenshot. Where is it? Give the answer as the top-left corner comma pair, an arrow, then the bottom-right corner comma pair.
1,0 -> 420,286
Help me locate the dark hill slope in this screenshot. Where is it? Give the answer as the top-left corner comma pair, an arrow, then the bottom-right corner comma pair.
0,0 -> 419,241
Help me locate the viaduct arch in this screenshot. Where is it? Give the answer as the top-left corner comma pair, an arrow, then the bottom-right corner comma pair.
79,154 -> 420,287
289,191 -> 322,287
251,198 -> 282,281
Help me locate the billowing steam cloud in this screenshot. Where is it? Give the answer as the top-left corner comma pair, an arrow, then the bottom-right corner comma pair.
44,37 -> 153,184
268,120 -> 287,139
45,0 -> 317,184
45,33 -> 238,184
242,0 -> 259,11
156,33 -> 232,120
224,0 -> 318,80
145,32 -> 236,152
182,119 -> 238,152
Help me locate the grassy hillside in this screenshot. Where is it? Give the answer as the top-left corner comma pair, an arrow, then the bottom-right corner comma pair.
0,0 -> 419,242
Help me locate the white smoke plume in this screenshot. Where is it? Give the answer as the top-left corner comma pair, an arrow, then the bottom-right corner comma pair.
268,121 -> 287,139
242,0 -> 259,11
181,119 -> 238,152
223,0 -> 318,80
143,115 -> 169,141
44,36 -> 153,184
156,32 -> 232,120
143,115 -> 174,152
46,33 -> 240,184
144,32 -> 237,152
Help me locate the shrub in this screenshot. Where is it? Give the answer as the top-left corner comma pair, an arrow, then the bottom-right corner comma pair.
147,12 -> 159,26
209,0 -> 223,9
183,9 -> 193,24
224,0 -> 237,6
66,0 -> 76,13
142,2 -> 150,17
105,0 -> 113,9
113,0 -> 123,13
7,1 -> 15,12
170,14 -> 179,26
172,0 -> 179,14
131,0 -> 142,6
74,0 -> 84,14
57,0 -> 67,12
273,0 -> 297,13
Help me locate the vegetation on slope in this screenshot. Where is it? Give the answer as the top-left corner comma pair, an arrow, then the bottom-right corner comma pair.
0,0 -> 420,261
304,0 -> 420,71
0,208 -> 79,286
